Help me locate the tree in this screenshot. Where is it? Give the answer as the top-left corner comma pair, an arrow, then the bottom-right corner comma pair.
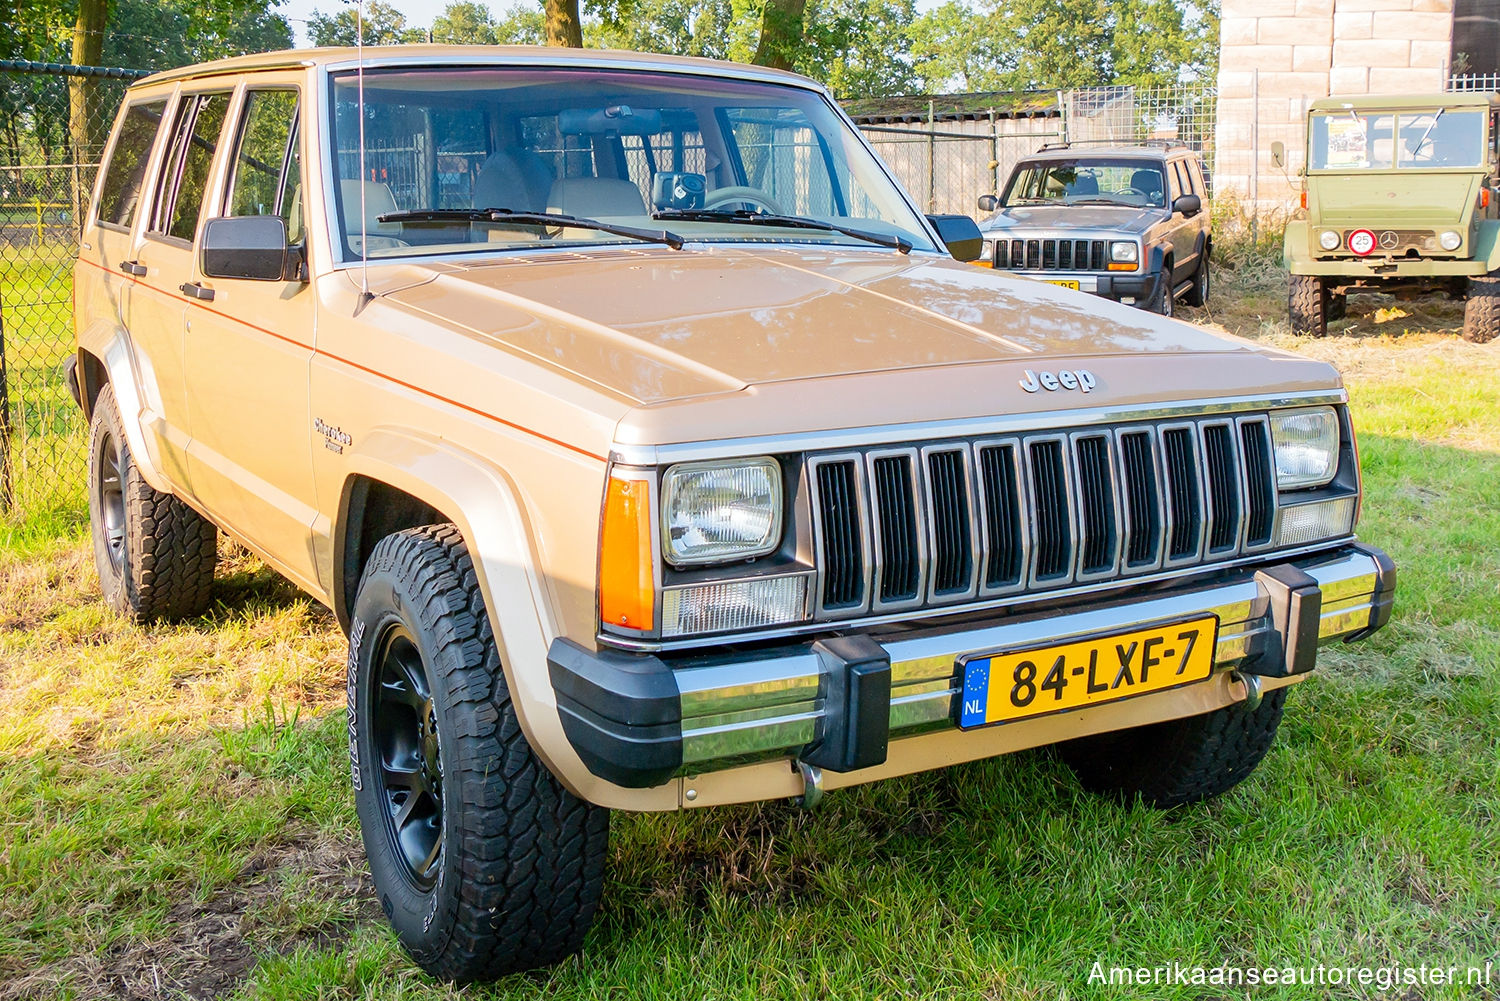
306,0 -> 425,45
431,2 -> 498,44
544,0 -> 583,46
69,0 -> 108,163
490,3 -> 548,44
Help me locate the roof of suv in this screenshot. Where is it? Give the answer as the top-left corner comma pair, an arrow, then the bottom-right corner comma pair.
1024,143 -> 1195,161
134,44 -> 817,89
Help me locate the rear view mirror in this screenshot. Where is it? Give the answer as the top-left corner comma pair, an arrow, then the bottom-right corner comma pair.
200,216 -> 298,281
1173,193 -> 1202,217
977,194 -> 999,212
926,214 -> 984,262
1270,140 -> 1286,169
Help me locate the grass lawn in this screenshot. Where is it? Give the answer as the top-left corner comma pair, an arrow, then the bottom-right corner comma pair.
0,267 -> 1497,1000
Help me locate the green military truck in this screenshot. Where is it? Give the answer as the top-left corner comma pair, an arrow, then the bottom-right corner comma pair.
1282,92 -> 1500,342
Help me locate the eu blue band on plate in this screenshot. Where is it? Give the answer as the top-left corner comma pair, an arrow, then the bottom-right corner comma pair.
961,659 -> 990,728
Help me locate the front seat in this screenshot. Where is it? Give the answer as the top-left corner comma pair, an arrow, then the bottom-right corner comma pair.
339,178 -> 406,255
1130,169 -> 1164,205
545,177 -> 647,218
472,148 -> 554,212
1069,173 -> 1099,196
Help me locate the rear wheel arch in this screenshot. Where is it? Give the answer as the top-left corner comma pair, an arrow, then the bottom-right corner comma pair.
75,349 -> 109,420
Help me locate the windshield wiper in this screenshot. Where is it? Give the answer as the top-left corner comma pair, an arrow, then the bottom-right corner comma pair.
375,207 -> 684,250
650,208 -> 911,253
1070,197 -> 1134,207
1410,108 -> 1444,160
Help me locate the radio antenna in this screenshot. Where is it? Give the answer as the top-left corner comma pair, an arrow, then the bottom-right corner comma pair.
354,0 -> 371,302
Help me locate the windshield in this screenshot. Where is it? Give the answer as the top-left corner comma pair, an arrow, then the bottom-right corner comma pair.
1002,159 -> 1165,208
1309,109 -> 1486,170
327,66 -> 935,260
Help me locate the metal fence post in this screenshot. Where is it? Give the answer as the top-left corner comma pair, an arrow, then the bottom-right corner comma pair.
926,99 -> 936,212
0,303 -> 12,513
1250,68 -> 1260,240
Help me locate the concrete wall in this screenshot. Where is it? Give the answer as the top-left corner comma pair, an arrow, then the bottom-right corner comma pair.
1214,0 -> 1455,211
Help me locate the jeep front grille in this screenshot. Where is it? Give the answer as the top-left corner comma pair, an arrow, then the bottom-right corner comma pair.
995,238 -> 1108,272
808,416 -> 1277,618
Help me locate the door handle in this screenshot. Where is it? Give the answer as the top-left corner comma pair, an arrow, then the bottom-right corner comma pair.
118,260 -> 146,277
179,281 -> 215,302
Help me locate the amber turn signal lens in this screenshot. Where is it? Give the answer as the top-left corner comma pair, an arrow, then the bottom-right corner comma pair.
1300,191 -> 1308,210
1482,188 -> 1491,210
599,475 -> 654,631
1107,261 -> 1136,271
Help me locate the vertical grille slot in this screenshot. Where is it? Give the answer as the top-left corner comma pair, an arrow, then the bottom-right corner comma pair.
1011,239 -> 1024,269
925,449 -> 973,595
1239,420 -> 1275,548
1073,434 -> 1118,575
1059,240 -> 1073,270
978,444 -> 1024,589
994,240 -> 1008,269
1090,240 -> 1106,269
1118,430 -> 1162,568
1026,239 -> 1040,268
1161,427 -> 1202,561
1027,438 -> 1073,582
1201,422 -> 1241,554
815,460 -> 864,610
1041,239 -> 1057,269
871,454 -> 920,603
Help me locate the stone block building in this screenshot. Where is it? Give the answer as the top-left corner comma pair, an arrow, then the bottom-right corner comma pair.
1214,0 -> 1464,211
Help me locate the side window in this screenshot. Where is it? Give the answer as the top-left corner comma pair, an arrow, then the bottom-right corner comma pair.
97,99 -> 169,229
1167,161 -> 1185,201
224,90 -> 304,243
1187,159 -> 1204,197
149,92 -> 231,242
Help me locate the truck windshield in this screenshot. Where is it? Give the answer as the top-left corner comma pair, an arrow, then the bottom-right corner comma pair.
1309,109 -> 1485,170
327,66 -> 935,261
1002,159 -> 1166,208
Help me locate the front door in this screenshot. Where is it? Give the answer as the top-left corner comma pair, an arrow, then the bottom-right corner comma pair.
180,82 -> 320,591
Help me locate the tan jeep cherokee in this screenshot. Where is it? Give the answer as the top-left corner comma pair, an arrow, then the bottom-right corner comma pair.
71,46 -> 1395,982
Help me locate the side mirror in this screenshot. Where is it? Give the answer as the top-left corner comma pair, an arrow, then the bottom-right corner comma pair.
200,216 -> 300,281
1270,140 -> 1286,169
1172,193 -> 1202,217
977,194 -> 999,213
926,213 -> 984,262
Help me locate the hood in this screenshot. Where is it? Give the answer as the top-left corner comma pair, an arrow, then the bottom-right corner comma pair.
382,247 -> 1273,406
980,203 -> 1163,234
1309,172 -> 1479,226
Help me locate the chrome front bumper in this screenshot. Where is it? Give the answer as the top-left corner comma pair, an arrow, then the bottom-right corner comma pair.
548,543 -> 1394,788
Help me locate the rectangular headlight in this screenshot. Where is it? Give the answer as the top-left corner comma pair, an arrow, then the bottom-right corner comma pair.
661,458 -> 783,566
1270,406 -> 1340,489
1110,241 -> 1138,262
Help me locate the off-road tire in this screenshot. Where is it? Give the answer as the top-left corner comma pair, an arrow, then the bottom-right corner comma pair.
1184,251 -> 1210,308
349,524 -> 608,982
1288,275 -> 1328,337
1153,264 -> 1175,316
1462,272 -> 1500,343
1057,687 -> 1288,808
87,383 -> 217,623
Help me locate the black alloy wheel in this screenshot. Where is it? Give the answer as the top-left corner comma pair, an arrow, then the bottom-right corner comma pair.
371,624 -> 445,890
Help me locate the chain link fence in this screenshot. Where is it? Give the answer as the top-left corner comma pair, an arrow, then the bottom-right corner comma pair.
0,63 -> 1220,519
1,62 -> 146,516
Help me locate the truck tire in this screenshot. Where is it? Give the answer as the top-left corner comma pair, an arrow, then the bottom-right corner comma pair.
1184,251 -> 1210,307
1288,275 -> 1328,337
1152,262 -> 1175,316
1057,687 -> 1287,807
1463,272 -> 1500,343
87,383 -> 217,623
348,524 -> 608,982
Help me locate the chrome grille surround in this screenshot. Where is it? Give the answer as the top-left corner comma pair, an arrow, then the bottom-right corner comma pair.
809,413 -> 1281,621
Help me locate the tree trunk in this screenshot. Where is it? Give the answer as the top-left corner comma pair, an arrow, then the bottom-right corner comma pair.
543,0 -> 583,47
751,0 -> 807,70
69,0 -> 109,228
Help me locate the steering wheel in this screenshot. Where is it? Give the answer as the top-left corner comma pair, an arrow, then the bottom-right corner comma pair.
703,186 -> 787,215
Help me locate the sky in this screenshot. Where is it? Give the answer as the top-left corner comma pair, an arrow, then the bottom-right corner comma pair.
277,0 -> 942,44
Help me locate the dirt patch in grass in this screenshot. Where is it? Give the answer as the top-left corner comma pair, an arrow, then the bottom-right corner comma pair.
4,830 -> 377,1001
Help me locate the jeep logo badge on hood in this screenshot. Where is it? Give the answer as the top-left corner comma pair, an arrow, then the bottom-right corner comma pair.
1019,369 -> 1098,393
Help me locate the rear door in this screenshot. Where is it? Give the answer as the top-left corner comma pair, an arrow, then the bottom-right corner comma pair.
180,82 -> 320,591
129,88 -> 233,480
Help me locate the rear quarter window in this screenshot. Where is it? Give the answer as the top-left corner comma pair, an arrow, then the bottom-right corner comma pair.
96,99 -> 169,229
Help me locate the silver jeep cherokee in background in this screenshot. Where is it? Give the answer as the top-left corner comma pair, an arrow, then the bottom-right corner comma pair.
974,141 -> 1213,316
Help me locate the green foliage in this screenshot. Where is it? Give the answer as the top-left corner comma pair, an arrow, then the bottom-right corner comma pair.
306,0 -> 427,46
430,1 -> 500,44
911,0 -> 1220,93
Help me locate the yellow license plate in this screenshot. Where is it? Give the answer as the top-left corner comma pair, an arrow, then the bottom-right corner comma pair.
1043,279 -> 1081,290
958,616 -> 1219,729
